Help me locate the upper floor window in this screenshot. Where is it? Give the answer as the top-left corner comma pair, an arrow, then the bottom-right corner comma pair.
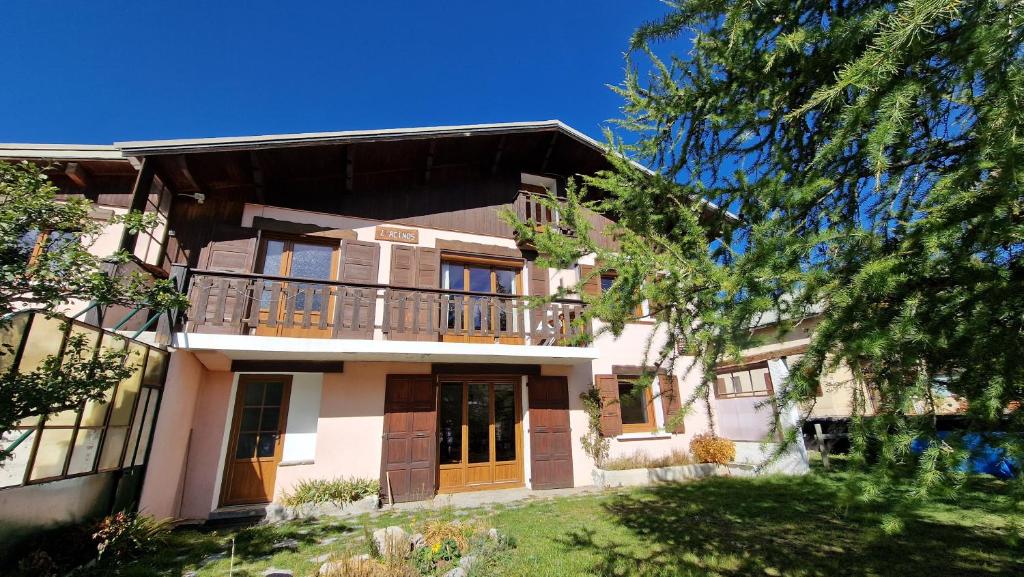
440,257 -> 521,333
19,229 -> 78,266
715,363 -> 774,399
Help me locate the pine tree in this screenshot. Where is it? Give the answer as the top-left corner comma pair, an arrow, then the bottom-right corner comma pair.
509,0 -> 1024,504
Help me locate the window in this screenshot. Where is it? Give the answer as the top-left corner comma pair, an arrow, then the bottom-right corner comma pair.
440,257 -> 520,332
257,237 -> 338,312
618,380 -> 656,433
598,272 -> 646,319
18,229 -> 78,267
714,363 -> 774,399
0,313 -> 168,489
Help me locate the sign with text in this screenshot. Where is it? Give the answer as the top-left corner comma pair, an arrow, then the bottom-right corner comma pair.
375,225 -> 419,244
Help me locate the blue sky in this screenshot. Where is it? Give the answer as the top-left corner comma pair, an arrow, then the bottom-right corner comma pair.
1,1 -> 671,144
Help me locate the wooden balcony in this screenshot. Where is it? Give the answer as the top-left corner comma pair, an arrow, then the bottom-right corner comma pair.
183,270 -> 589,346
514,191 -> 573,236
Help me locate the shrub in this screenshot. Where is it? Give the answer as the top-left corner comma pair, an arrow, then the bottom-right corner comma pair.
579,387 -> 610,467
601,448 -> 694,470
412,538 -> 461,575
322,557 -> 420,577
281,476 -> 380,508
92,512 -> 171,563
690,433 -> 736,465
421,518 -> 479,552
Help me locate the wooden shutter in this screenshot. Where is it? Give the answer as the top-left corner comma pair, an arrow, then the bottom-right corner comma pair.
715,376 -> 727,398
388,246 -> 439,341
199,226 -> 259,273
528,261 -> 549,297
415,247 -> 440,289
595,374 -> 622,437
389,245 -> 417,288
336,239 -> 380,338
658,375 -> 685,434
578,264 -> 601,297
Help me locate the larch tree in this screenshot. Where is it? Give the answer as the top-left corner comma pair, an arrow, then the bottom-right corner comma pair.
508,0 -> 1024,509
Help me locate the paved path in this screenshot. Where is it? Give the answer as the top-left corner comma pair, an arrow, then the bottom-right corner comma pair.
385,485 -> 603,512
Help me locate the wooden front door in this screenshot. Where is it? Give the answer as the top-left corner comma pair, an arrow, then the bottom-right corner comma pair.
221,375 -> 292,506
381,375 -> 437,503
528,376 -> 574,489
255,237 -> 339,338
437,377 -> 523,492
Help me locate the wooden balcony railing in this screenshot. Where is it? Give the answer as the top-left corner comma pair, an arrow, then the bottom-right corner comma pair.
183,270 -> 589,346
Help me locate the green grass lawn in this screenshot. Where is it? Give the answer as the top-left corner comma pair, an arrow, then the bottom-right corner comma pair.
117,469 -> 1022,577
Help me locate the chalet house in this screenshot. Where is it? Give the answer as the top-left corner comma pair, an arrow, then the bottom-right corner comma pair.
0,122 -> 805,528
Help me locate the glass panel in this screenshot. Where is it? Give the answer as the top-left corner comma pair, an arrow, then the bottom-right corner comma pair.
62,324 -> 101,368
80,387 -> 114,427
122,389 -> 150,467
142,349 -> 169,387
260,408 -> 281,432
468,267 -> 490,292
29,428 -> 73,480
48,407 -> 81,427
495,269 -> 515,294
290,243 -> 334,311
257,433 -> 277,458
67,428 -> 102,475
17,229 -> 40,255
468,383 -> 490,463
98,426 -> 127,470
600,276 -> 615,293
0,313 -> 29,374
442,263 -> 465,290
264,382 -> 284,406
240,408 -> 261,431
109,343 -> 146,427
737,370 -> 754,393
730,375 -> 742,394
18,314 -> 64,372
618,382 -> 649,425
132,392 -> 158,466
439,383 -> 462,465
260,240 -> 286,275
0,429 -> 35,487
235,433 -> 257,459
494,384 -> 516,462
244,382 -> 265,405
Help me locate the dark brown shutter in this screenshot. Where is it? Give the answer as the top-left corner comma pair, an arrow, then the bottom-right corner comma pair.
578,264 -> 601,297
389,245 -> 417,288
336,239 -> 380,338
659,375 -> 685,434
528,261 -> 549,297
764,371 -> 775,394
199,226 -> 259,273
595,374 -> 622,437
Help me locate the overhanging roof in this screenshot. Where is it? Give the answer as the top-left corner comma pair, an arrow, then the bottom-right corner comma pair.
115,120 -> 608,157
0,143 -> 123,161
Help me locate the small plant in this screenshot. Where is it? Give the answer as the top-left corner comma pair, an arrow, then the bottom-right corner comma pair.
322,557 -> 420,577
412,538 -> 461,575
580,387 -> 610,467
601,448 -> 694,470
281,476 -> 380,508
421,518 -> 478,552
690,433 -> 736,465
92,512 -> 170,564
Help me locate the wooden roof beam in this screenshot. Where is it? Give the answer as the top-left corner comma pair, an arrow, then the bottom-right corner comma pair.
345,145 -> 354,192
175,154 -> 202,193
249,151 -> 266,204
63,162 -> 91,188
423,139 -> 436,184
541,131 -> 559,172
491,135 -> 507,175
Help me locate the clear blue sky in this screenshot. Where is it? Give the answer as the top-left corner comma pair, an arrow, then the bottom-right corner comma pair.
1,1 -> 670,144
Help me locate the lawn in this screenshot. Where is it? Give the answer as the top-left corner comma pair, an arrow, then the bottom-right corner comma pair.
114,469 -> 1021,577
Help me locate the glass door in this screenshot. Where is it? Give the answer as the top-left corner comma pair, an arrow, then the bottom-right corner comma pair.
440,260 -> 522,344
436,377 -> 522,492
255,238 -> 339,338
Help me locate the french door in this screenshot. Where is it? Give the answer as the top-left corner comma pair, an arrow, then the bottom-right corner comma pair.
437,377 -> 523,492
440,260 -> 522,344
255,237 -> 339,338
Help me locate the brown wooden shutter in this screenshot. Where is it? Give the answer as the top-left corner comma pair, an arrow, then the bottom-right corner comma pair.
658,375 -> 685,434
715,376 -> 727,398
764,371 -> 775,394
389,245 -> 417,288
528,261 -> 549,297
415,247 -> 440,289
578,264 -> 601,297
336,239 -> 380,338
199,226 -> 259,273
595,374 -> 622,437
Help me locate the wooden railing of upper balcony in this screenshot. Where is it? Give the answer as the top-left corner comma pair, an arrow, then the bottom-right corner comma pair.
182,270 -> 589,346
514,190 -> 575,234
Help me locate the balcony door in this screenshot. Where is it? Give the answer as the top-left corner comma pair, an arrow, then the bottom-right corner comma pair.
255,237 -> 339,338
440,258 -> 522,344
437,378 -> 523,492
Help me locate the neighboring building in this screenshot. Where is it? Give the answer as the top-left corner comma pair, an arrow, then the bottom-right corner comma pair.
0,121 -> 805,526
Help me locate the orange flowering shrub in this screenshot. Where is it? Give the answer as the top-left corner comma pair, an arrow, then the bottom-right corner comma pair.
689,433 -> 736,465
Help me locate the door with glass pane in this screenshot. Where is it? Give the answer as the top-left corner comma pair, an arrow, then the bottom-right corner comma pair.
437,378 -> 522,492
255,237 -> 339,338
221,375 -> 291,506
440,260 -> 523,344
